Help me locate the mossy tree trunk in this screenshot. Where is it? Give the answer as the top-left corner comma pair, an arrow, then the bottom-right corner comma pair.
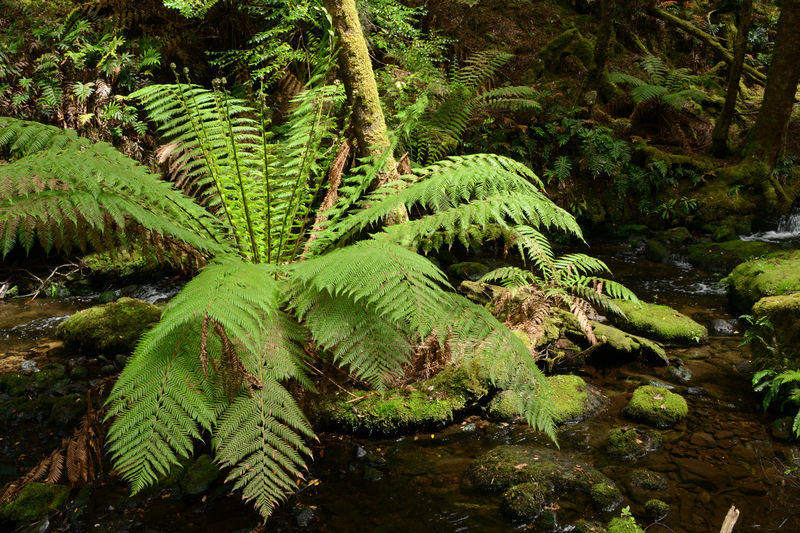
585,0 -> 617,101
322,0 -> 394,173
747,0 -> 800,167
711,0 -> 752,156
322,0 -> 407,224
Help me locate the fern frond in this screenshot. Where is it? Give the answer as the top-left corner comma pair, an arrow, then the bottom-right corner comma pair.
106,260 -> 293,495
0,118 -> 228,257
476,86 -> 541,112
290,240 -> 451,386
630,84 -> 668,105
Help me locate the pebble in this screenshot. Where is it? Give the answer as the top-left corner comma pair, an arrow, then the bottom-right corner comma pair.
20,359 -> 39,374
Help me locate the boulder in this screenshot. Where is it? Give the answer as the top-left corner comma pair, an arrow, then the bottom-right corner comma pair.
607,427 -> 662,459
644,499 -> 670,521
488,374 -> 606,424
630,469 -> 668,491
623,385 -> 688,428
56,297 -> 162,355
314,364 -> 486,435
611,300 -> 707,346
725,250 -> 800,312
751,292 -> 800,369
687,240 -> 774,273
467,446 -> 616,496
0,482 -> 69,522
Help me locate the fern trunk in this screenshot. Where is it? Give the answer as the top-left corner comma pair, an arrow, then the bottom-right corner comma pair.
711,0 -> 752,156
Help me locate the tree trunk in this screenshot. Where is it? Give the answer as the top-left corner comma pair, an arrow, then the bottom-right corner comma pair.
748,0 -> 800,167
322,0 -> 394,172
711,0 -> 752,156
584,0 -> 618,101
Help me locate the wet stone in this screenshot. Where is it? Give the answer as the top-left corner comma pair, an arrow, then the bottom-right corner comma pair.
686,386 -> 707,396
711,319 -> 737,336
688,432 -> 716,447
668,365 -> 693,384
644,499 -> 670,521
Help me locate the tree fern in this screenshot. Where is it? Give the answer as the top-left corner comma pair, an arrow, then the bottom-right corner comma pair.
0,117 -> 227,257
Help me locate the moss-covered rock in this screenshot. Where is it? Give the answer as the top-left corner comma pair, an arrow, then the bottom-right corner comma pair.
458,280 -> 508,306
447,262 -> 491,281
56,297 -> 162,355
623,386 -> 688,428
661,227 -> 692,244
487,374 -> 606,424
180,454 -> 220,495
501,481 -> 550,520
0,482 -> 69,521
687,240 -> 774,273
644,499 -> 670,521
645,240 -> 669,263
0,373 -> 29,396
82,248 -> 163,282
315,364 -> 486,435
630,469 -> 668,491
590,482 -> 622,512
467,446 -> 614,494
725,250 -> 800,312
750,292 -> 800,369
607,427 -> 662,459
612,300 -> 707,346
591,322 -> 668,364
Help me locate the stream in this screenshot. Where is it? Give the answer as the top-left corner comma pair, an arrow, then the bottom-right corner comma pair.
1,243 -> 799,533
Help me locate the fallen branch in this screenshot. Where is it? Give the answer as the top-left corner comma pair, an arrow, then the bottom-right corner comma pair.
650,7 -> 767,86
720,505 -> 740,533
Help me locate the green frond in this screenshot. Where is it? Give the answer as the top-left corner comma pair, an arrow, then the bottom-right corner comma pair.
477,86 -> 542,112
290,240 -> 452,386
630,84 -> 668,105
608,72 -> 647,87
455,50 -> 513,90
0,118 -> 228,258
106,260 -> 300,498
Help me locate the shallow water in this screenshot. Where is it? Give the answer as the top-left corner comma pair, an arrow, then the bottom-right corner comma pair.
1,256 -> 799,532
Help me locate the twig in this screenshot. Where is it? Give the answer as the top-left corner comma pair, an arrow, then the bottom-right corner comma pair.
720,505 -> 739,533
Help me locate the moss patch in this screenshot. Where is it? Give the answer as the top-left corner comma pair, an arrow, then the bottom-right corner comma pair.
751,292 -> 800,369
0,482 -> 69,522
488,374 -> 606,424
467,446 -> 614,494
590,482 -> 623,512
502,481 -> 550,520
612,300 -> 707,346
623,386 -> 688,428
725,250 -> 800,312
645,499 -> 670,521
607,427 -> 662,459
630,469 -> 668,491
56,297 -> 162,355
314,364 -> 486,435
591,322 -> 668,364
687,240 -> 774,273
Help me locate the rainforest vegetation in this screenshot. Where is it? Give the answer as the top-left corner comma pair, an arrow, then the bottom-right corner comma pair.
0,0 -> 799,531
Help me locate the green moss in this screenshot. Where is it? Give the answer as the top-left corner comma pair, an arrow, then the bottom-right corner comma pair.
613,300 -> 707,346
725,251 -> 800,312
467,446 -> 614,494
607,427 -> 662,459
0,373 -> 29,396
644,499 -> 670,521
315,364 -> 486,435
0,482 -> 69,522
447,262 -> 491,281
623,385 -> 688,428
644,240 -> 668,263
56,297 -> 162,355
630,469 -> 668,491
573,520 -> 606,533
687,240 -> 774,273
82,248 -> 161,281
488,374 -> 605,424
590,482 -> 622,512
539,28 -> 594,71
661,227 -> 692,244
751,292 -> 800,369
592,322 -> 668,364
608,516 -> 645,533
501,481 -> 549,519
458,280 -> 507,306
